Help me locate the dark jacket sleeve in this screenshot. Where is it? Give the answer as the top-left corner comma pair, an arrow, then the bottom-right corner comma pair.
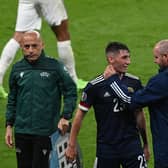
6,66 -> 17,127
132,73 -> 168,108
109,73 -> 168,110
57,62 -> 77,120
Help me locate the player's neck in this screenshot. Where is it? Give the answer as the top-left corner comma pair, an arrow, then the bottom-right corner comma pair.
118,73 -> 125,79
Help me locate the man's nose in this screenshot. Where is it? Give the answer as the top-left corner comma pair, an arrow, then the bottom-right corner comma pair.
28,46 -> 34,52
126,58 -> 131,64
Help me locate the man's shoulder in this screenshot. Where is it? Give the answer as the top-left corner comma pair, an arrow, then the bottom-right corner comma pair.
44,56 -> 65,68
125,73 -> 140,81
124,73 -> 142,84
12,58 -> 26,69
83,74 -> 105,92
89,74 -> 105,86
44,55 -> 60,64
123,73 -> 142,91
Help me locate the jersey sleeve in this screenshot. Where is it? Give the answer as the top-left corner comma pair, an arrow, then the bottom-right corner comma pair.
78,83 -> 95,112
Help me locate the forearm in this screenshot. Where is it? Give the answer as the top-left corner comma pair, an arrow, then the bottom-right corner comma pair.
61,67 -> 77,119
139,127 -> 148,145
6,81 -> 17,126
65,109 -> 86,161
136,110 -> 150,160
68,109 -> 85,147
6,109 -> 16,127
136,110 -> 148,145
62,88 -> 77,120
139,126 -> 150,161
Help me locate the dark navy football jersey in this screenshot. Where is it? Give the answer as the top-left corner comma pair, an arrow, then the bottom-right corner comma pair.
79,73 -> 143,158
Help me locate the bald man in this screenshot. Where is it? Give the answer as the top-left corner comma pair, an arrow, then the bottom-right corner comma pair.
5,31 -> 77,168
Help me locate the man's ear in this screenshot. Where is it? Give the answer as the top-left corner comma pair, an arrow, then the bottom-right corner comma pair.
164,54 -> 168,63
107,56 -> 114,64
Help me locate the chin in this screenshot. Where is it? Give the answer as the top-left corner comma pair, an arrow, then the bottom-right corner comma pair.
121,70 -> 127,73
28,59 -> 37,63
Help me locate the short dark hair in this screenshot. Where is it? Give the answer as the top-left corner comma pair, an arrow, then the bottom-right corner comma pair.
105,42 -> 130,54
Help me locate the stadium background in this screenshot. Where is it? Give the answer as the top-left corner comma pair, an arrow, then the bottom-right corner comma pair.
1,0 -> 168,167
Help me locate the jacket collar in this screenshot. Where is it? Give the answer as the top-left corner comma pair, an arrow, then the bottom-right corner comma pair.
158,66 -> 168,73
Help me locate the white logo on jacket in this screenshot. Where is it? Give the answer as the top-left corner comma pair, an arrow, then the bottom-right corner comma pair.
40,72 -> 50,78
20,72 -> 24,78
63,66 -> 69,74
104,91 -> 111,97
